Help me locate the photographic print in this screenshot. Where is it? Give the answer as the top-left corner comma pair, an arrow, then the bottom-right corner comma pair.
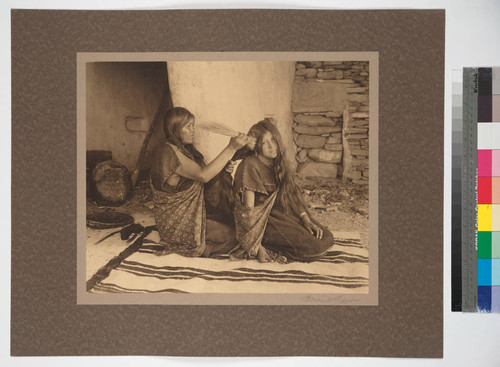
12,9 -> 444,357
78,52 -> 378,305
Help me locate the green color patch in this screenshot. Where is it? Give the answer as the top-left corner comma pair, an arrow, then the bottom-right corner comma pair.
492,232 -> 500,259
478,231 -> 492,259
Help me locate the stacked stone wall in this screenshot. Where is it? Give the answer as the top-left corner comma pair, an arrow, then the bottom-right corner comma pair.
291,61 -> 369,183
343,106 -> 369,185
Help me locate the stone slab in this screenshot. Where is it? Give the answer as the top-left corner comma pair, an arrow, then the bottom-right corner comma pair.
308,149 -> 342,163
292,81 -> 348,113
295,134 -> 327,148
297,161 -> 338,178
293,114 -> 336,126
293,124 -> 341,135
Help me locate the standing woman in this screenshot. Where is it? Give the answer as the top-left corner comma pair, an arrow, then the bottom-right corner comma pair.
232,119 -> 334,263
150,107 -> 251,258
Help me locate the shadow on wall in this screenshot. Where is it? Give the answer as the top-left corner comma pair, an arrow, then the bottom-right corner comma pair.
86,62 -> 168,172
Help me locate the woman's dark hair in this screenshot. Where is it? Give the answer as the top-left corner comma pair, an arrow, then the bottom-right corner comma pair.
163,107 -> 205,166
248,119 -> 309,217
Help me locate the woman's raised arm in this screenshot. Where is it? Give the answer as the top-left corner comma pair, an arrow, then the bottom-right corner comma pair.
175,133 -> 250,183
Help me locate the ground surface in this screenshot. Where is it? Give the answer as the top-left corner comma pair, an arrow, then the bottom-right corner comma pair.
296,177 -> 369,247
86,177 -> 369,280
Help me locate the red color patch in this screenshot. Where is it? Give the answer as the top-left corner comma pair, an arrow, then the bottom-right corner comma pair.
478,177 -> 492,204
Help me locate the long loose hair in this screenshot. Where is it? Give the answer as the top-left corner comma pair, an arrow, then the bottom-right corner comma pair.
248,119 -> 309,218
164,107 -> 235,221
163,107 -> 205,166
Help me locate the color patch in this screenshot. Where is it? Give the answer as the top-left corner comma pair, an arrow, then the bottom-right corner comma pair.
493,232 -> 500,259
493,259 -> 500,286
478,205 -> 492,231
478,95 -> 492,122
493,149 -> 500,176
492,286 -> 500,313
493,205 -> 500,231
478,286 -> 492,312
493,178 -> 500,204
492,124 -> 500,149
493,95 -> 500,121
478,150 -> 492,177
493,67 -> 500,94
478,68 -> 492,122
478,231 -> 492,258
477,123 -> 493,149
479,68 -> 493,94
478,259 -> 492,286
478,177 -> 492,204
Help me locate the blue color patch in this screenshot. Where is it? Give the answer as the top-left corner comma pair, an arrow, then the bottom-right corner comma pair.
478,286 -> 492,312
492,259 -> 500,286
478,259 -> 492,286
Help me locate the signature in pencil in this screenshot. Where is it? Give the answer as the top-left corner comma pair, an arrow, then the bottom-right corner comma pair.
300,295 -> 360,304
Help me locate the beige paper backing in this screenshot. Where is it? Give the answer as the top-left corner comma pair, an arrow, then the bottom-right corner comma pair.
76,51 -> 378,306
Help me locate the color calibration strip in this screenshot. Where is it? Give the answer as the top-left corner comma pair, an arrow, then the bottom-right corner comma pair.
476,67 -> 500,313
458,68 -> 500,312
452,70 -> 463,311
462,68 -> 478,312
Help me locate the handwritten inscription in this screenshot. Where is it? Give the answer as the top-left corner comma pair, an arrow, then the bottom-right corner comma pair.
300,295 -> 361,304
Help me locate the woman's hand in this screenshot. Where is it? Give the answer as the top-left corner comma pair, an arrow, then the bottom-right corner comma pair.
246,136 -> 257,150
300,215 -> 323,239
225,160 -> 237,174
229,133 -> 249,150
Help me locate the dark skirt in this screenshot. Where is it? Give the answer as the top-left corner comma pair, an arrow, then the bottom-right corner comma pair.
203,218 -> 237,258
262,209 -> 334,262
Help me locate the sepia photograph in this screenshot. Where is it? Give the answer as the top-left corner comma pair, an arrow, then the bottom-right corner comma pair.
78,53 -> 378,304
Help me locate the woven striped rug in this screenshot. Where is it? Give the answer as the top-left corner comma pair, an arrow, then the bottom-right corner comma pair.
89,231 -> 368,294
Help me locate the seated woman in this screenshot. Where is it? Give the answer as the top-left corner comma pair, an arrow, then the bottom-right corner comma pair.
150,107 -> 252,258
232,119 -> 334,263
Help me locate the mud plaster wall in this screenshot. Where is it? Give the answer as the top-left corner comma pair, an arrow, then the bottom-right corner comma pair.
86,62 -> 167,171
167,61 -> 297,167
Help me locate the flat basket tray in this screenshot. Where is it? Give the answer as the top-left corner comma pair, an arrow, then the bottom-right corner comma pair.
86,209 -> 134,229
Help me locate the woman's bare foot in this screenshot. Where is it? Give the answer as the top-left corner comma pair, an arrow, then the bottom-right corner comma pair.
257,246 -> 273,263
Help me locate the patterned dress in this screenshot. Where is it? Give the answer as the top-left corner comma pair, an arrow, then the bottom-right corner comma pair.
233,155 -> 334,262
150,142 -> 235,257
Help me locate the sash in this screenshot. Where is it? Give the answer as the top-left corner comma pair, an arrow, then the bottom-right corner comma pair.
232,190 -> 278,258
